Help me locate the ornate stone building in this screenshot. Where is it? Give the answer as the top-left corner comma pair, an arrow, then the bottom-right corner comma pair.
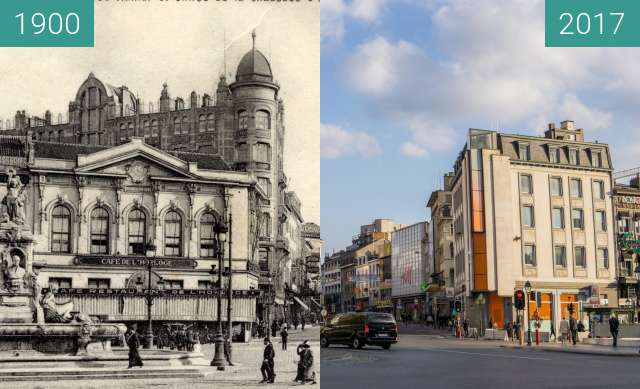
0,33 -> 302,333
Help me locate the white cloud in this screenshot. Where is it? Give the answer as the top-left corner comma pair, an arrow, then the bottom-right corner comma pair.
350,0 -> 385,22
341,0 -> 640,157
400,142 -> 427,158
321,0 -> 386,44
321,123 -> 382,159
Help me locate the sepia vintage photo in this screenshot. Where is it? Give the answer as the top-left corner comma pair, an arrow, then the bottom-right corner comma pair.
0,2 -> 319,387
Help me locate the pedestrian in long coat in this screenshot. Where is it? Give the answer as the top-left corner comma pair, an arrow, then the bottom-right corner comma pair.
300,340 -> 316,384
260,338 -> 276,383
569,316 -> 578,345
609,314 -> 620,347
271,321 -> 278,338
301,316 -> 306,331
280,325 -> 288,350
126,324 -> 144,368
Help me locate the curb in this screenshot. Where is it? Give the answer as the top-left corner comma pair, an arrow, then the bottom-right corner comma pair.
500,344 -> 640,357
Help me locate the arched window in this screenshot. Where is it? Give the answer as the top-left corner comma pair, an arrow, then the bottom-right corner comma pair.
128,122 -> 134,138
151,120 -> 159,137
128,209 -> 146,255
200,213 -> 217,257
207,113 -> 215,132
238,110 -> 248,130
256,110 -> 270,130
173,117 -> 180,135
90,207 -> 109,254
199,115 -> 206,132
164,211 -> 182,256
143,121 -> 150,137
51,205 -> 71,253
182,116 -> 189,135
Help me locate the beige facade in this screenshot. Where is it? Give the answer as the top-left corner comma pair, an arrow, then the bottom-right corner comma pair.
452,121 -> 617,336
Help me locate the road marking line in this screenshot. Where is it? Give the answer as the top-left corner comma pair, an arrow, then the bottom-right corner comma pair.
431,349 -> 552,360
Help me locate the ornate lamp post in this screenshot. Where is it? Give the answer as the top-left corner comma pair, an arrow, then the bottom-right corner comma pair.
210,216 -> 228,369
135,243 -> 163,349
524,280 -> 532,346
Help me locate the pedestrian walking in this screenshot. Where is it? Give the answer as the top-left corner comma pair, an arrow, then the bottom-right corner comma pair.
609,314 -> 620,347
569,316 -> 578,345
260,337 -> 276,384
559,316 -> 569,345
125,324 -> 143,369
301,316 -> 306,331
293,315 -> 300,330
271,321 -> 278,338
463,318 -> 469,338
294,340 -> 316,384
505,321 -> 513,341
280,325 -> 288,350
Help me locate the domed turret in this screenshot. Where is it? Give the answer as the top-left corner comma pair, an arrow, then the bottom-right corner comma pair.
235,30 -> 273,83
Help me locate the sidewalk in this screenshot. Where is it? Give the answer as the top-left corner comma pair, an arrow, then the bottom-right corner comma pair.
501,341 -> 640,357
396,323 -> 453,337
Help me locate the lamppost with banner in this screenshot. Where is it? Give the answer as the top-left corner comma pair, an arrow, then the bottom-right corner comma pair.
210,216 -> 229,369
524,280 -> 532,346
226,213 -> 233,362
135,243 -> 164,349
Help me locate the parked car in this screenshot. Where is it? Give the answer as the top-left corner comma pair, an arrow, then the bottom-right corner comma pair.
320,311 -> 398,350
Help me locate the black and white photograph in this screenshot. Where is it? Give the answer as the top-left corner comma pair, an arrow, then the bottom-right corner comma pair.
0,2 -> 320,388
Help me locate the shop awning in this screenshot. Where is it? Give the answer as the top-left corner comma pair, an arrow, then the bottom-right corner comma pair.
293,296 -> 310,311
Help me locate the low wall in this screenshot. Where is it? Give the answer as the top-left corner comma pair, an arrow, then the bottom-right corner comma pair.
593,323 -> 640,338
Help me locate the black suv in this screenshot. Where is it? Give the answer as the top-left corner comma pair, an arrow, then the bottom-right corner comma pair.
320,312 -> 398,350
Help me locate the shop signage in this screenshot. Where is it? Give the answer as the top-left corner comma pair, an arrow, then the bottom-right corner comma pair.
615,196 -> 640,209
46,287 -> 261,297
74,256 -> 197,269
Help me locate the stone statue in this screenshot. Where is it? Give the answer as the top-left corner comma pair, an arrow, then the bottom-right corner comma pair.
0,169 -> 27,225
41,287 -> 74,323
26,268 -> 44,324
4,255 -> 26,291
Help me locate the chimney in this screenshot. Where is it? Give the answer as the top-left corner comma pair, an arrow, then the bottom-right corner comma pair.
561,120 -> 575,131
548,122 -> 555,131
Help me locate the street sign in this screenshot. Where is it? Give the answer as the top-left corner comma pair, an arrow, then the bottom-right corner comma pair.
74,255 -> 197,269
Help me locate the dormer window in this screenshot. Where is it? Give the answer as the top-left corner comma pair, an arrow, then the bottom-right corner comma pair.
568,148 -> 579,165
518,142 -> 531,161
591,150 -> 603,168
548,145 -> 560,163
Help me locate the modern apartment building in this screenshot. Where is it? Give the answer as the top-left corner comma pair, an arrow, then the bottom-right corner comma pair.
451,121 -> 617,338
391,221 -> 430,321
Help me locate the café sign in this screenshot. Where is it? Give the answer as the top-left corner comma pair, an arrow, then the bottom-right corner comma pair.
74,256 -> 197,269
46,287 -> 261,297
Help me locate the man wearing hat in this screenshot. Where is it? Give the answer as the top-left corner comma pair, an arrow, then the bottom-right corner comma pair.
125,324 -> 143,368
294,340 -> 316,384
260,337 -> 276,383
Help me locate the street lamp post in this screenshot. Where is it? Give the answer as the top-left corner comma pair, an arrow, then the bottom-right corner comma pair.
135,244 -> 162,349
524,280 -> 532,346
226,213 -> 233,362
210,217 -> 229,369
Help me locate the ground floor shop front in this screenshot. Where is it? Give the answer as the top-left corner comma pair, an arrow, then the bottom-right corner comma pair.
392,294 -> 426,322
457,283 -> 617,341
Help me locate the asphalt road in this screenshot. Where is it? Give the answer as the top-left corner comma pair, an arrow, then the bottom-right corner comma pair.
321,334 -> 640,389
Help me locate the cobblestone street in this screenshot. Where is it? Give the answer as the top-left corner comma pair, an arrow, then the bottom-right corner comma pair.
0,327 -> 320,389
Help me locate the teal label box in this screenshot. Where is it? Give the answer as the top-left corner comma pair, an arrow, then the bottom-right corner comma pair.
0,0 -> 94,47
546,0 -> 640,47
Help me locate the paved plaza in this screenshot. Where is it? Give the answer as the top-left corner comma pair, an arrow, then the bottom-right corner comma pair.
0,327 -> 320,389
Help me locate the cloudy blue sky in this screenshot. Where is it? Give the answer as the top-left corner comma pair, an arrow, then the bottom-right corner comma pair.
321,0 -> 640,254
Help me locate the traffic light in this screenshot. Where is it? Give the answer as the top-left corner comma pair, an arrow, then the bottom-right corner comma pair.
514,290 -> 525,310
